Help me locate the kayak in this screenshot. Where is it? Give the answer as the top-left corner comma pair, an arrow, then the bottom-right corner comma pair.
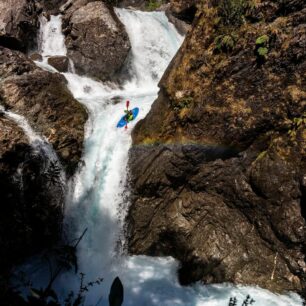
116,107 -> 139,128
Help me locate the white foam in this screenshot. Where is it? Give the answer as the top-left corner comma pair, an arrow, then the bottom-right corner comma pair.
39,15 -> 67,57
22,9 -> 303,306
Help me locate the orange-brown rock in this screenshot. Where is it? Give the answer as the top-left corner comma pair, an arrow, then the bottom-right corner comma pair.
129,0 -> 306,296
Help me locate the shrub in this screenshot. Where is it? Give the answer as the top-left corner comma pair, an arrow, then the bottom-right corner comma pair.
146,0 -> 162,11
218,0 -> 250,26
10,229 -> 124,306
255,34 -> 269,60
214,34 -> 237,52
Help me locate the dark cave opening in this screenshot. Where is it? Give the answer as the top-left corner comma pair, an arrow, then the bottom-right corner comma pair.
0,37 -> 24,52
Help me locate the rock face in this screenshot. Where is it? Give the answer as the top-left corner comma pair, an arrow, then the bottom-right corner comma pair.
169,0 -> 198,23
0,116 -> 63,276
0,47 -> 87,175
0,46 -> 87,287
0,0 -> 39,52
129,0 -> 306,296
62,1 -> 131,81
36,0 -> 68,15
48,55 -> 69,72
29,52 -> 43,61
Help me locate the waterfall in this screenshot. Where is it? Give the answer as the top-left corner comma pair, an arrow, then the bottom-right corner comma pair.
21,9 -> 303,306
0,105 -> 66,189
39,15 -> 67,57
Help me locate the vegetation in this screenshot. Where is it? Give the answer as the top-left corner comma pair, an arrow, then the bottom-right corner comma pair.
214,34 -> 238,53
173,96 -> 193,112
146,0 -> 164,11
8,229 -> 124,306
218,0 -> 251,26
255,35 -> 269,60
213,0 -> 254,53
287,113 -> 306,140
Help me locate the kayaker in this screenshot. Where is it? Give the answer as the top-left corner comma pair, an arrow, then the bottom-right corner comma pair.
124,100 -> 133,122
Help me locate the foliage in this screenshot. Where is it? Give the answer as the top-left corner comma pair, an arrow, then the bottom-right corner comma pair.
287,113 -> 306,140
218,0 -> 251,26
10,229 -> 124,306
255,35 -> 269,45
146,0 -> 163,11
214,34 -> 237,52
257,47 -> 268,57
173,96 -> 193,112
228,295 -> 255,306
255,35 -> 269,60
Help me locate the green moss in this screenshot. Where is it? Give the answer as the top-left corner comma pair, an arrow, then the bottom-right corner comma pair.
146,0 -> 163,11
256,35 -> 269,45
255,35 -> 270,59
257,47 -> 268,57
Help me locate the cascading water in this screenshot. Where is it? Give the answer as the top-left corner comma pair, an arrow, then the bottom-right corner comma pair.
40,15 -> 67,57
0,106 -> 65,185
22,9 -> 303,306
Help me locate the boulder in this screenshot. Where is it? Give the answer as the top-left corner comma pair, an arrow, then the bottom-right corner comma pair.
169,0 -> 199,23
165,5 -> 191,35
0,46 -> 87,288
0,116 -> 64,271
0,0 -> 39,52
48,55 -> 69,72
0,47 -> 88,175
0,116 -> 66,295
29,52 -> 43,61
129,0 -> 306,297
62,1 -> 131,81
36,0 -> 68,15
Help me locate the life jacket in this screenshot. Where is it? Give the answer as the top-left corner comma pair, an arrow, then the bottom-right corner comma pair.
125,110 -> 133,122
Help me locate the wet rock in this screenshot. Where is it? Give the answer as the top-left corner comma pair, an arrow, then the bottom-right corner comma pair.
0,0 -> 39,52
29,52 -> 43,61
0,117 -> 63,287
117,0 -> 147,9
36,0 -> 67,15
47,55 -> 69,72
0,46 -> 88,290
0,47 -> 87,175
62,1 -> 131,81
165,6 -> 191,35
169,0 -> 198,23
129,0 -> 306,296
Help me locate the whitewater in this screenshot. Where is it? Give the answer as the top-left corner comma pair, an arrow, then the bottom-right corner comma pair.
21,9 -> 304,306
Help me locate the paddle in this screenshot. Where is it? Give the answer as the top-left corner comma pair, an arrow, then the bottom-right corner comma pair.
125,100 -> 130,130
